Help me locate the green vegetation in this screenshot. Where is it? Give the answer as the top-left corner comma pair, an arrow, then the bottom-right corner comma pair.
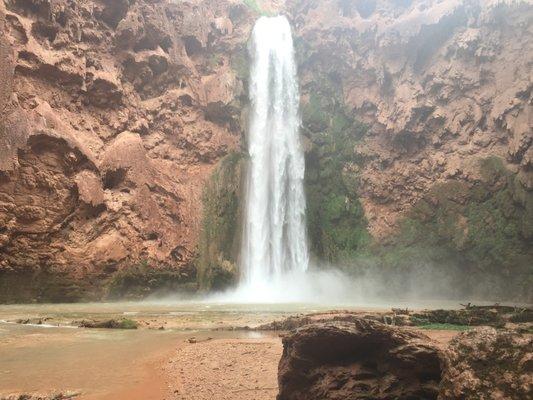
301,72 -> 371,263
243,0 -> 262,14
118,319 -> 138,329
299,59 -> 531,299
197,152 -> 245,290
78,318 -> 138,329
105,260 -> 195,300
199,30 -> 532,301
418,323 -> 471,331
242,0 -> 272,16
387,156 -> 533,299
0,270 -> 90,303
231,49 -> 249,81
208,53 -> 222,69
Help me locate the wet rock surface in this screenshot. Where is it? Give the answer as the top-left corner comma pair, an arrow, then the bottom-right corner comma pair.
76,318 -> 138,329
277,320 -> 443,400
258,305 -> 533,331
285,0 -> 532,302
277,319 -> 533,400
288,0 -> 533,240
0,0 -> 252,301
440,327 -> 533,399
0,0 -> 531,302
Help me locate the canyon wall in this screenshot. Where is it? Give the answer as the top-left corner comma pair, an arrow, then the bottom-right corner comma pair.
0,0 -> 531,301
289,0 -> 532,300
0,0 -> 253,301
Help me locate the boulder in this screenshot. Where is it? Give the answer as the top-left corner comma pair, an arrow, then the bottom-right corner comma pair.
277,321 -> 533,400
277,320 -> 443,400
439,327 -> 533,399
74,170 -> 104,207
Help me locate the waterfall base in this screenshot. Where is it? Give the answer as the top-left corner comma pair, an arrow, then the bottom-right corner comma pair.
208,269 -> 363,304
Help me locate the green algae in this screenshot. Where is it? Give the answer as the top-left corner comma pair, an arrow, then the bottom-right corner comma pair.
418,323 -> 471,331
230,48 -> 249,82
0,270 -> 91,304
301,70 -> 371,263
105,260 -> 195,300
197,152 -> 245,290
300,75 -> 531,299
242,0 -> 272,16
243,0 -> 262,14
377,156 -> 533,300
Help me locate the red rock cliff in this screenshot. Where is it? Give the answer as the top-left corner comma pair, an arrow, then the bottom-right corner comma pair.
0,0 -> 253,300
1,0 -> 531,301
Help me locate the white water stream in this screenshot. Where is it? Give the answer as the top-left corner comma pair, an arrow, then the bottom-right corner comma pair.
212,16 -> 365,304
238,16 -> 309,299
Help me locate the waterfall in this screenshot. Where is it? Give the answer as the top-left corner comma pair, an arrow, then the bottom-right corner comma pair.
240,16 -> 309,295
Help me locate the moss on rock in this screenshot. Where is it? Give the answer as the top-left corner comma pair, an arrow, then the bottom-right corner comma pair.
242,0 -> 273,16
104,260 -> 196,300
300,76 -> 531,300
0,270 -> 92,303
377,156 -> 533,300
301,70 -> 371,263
78,318 -> 138,329
197,152 -> 245,291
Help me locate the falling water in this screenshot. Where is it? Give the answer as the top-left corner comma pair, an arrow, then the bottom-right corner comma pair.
240,16 -> 309,296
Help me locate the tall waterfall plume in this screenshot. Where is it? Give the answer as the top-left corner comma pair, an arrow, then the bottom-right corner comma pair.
240,16 -> 309,294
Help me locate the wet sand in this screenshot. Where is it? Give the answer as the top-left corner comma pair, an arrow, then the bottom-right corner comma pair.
162,329 -> 459,400
164,336 -> 282,400
0,323 -> 284,400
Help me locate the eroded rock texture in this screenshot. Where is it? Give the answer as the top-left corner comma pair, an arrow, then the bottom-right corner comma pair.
277,321 -> 533,400
0,0 -> 532,300
285,0 -> 532,300
0,0 -> 252,301
289,0 -> 532,240
277,321 -> 443,400
440,327 -> 533,399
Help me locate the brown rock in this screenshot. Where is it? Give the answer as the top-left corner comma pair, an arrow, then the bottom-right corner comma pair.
74,170 -> 104,207
0,0 -> 248,300
288,0 -> 533,238
0,2 -> 14,114
277,320 -> 443,400
85,70 -> 123,108
98,0 -> 130,29
439,327 -> 533,400
3,0 -> 529,301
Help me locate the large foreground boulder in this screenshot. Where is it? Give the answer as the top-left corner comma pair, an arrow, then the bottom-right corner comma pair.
277,320 -> 443,400
277,321 -> 532,400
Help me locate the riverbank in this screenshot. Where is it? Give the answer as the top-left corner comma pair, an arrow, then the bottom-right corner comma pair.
162,328 -> 461,400
164,336 -> 282,400
0,324 -> 458,400
1,302 -> 530,399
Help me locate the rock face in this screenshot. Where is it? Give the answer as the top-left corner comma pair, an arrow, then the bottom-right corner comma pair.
277,321 -> 533,400
0,0 -> 252,301
289,0 -> 532,239
277,320 -> 443,400
440,327 -> 533,399
287,0 -> 533,300
0,0 -> 531,300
